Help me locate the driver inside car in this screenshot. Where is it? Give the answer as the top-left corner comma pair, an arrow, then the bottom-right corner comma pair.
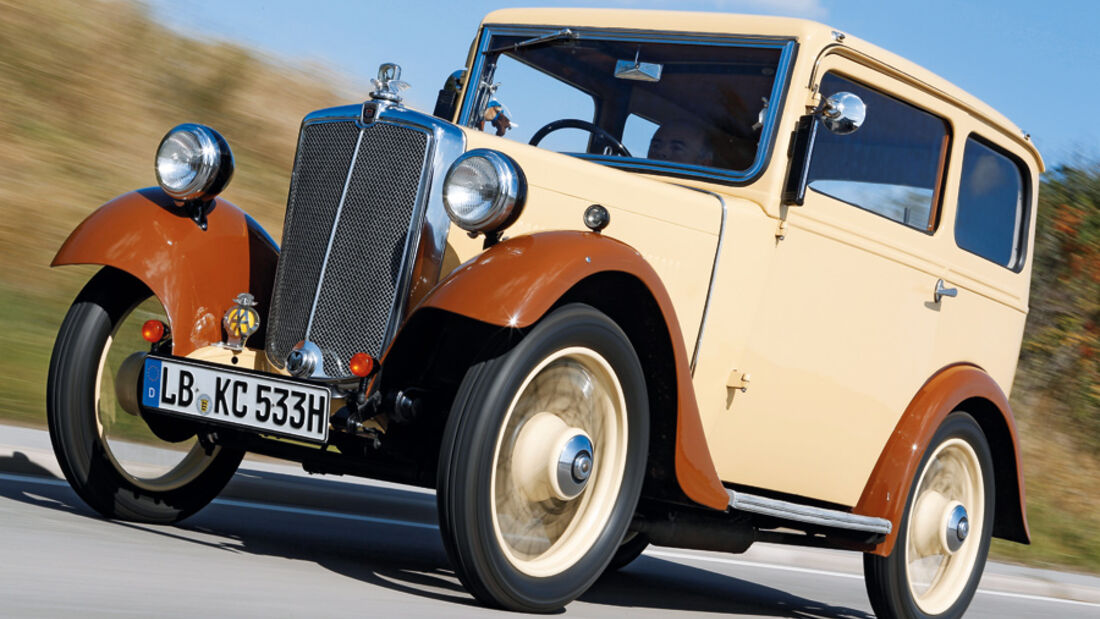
647,120 -> 714,166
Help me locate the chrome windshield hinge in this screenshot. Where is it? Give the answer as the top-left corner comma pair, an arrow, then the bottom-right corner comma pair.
775,219 -> 788,241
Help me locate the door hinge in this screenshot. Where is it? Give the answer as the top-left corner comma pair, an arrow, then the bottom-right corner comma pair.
806,90 -> 823,115
727,369 -> 752,393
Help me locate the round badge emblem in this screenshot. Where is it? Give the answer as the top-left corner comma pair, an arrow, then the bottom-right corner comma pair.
196,394 -> 212,415
226,306 -> 259,338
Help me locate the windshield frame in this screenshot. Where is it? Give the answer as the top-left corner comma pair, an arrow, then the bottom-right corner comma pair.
458,23 -> 798,186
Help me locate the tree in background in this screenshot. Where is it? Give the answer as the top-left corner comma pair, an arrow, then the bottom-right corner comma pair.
1016,164 -> 1100,446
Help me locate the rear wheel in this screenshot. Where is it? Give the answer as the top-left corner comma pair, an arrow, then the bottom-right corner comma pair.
47,268 -> 243,523
864,412 -> 994,619
437,304 -> 649,612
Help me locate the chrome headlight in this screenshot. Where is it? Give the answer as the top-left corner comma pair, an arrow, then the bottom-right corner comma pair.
154,123 -> 234,202
442,149 -> 525,233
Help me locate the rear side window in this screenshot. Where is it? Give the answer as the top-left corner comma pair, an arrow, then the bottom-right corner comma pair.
955,137 -> 1028,268
807,73 -> 949,231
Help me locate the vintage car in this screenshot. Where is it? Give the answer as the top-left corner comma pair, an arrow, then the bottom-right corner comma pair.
46,8 -> 1041,619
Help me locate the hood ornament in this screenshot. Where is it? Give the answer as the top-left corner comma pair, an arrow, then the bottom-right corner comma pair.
369,63 -> 410,104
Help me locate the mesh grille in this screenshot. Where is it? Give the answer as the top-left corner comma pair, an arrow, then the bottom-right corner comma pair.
266,119 -> 430,377
267,121 -> 360,367
311,124 -> 429,376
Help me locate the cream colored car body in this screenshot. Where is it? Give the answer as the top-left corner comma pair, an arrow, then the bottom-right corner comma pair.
443,9 -> 1042,507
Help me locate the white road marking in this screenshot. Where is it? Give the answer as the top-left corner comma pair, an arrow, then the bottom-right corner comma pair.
973,589 -> 1100,608
648,549 -> 861,581
648,549 -> 1100,609
3,471 -> 1098,609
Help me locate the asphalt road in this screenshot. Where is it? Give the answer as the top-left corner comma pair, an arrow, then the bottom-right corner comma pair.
2,425 -> 1098,618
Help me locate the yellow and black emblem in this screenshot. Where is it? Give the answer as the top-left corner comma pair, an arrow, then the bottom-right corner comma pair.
223,293 -> 260,350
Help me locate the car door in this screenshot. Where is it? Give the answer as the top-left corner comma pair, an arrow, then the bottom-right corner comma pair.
711,57 -> 955,507
931,132 -> 1035,394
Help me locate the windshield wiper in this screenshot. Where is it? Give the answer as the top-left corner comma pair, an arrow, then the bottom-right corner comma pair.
482,28 -> 578,55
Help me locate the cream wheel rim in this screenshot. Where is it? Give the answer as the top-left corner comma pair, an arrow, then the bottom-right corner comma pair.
94,300 -> 216,493
490,346 -> 629,578
905,437 -> 985,615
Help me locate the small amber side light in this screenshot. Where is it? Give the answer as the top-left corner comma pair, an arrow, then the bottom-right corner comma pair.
349,353 -> 375,378
141,320 -> 167,343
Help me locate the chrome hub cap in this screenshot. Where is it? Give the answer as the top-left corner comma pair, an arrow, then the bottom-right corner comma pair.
944,504 -> 969,553
557,434 -> 594,498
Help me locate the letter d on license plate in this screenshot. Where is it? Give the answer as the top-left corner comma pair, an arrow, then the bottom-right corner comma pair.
141,356 -> 331,442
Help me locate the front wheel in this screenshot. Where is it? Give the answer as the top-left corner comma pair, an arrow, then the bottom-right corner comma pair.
47,268 -> 243,523
437,304 -> 649,612
605,531 -> 651,572
863,412 -> 994,619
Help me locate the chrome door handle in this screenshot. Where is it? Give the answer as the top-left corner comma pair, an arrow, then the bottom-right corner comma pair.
934,279 -> 957,303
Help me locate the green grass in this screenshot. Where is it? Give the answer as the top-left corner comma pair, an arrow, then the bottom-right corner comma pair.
988,409 -> 1100,572
0,280 -> 72,428
0,275 -> 194,444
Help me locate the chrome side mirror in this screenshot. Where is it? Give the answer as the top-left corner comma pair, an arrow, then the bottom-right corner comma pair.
783,92 -> 868,206
443,69 -> 466,93
819,91 -> 866,135
433,69 -> 467,121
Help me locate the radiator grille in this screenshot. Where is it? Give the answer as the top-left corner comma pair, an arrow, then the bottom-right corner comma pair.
266,119 -> 430,377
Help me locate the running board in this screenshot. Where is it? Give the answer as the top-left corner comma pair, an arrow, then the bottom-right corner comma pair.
727,489 -> 892,535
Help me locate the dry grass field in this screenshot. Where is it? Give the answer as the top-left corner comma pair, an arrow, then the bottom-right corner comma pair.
0,0 -> 346,425
1,0 -> 1096,574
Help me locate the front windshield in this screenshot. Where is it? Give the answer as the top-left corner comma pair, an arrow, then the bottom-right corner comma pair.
463,29 -> 790,181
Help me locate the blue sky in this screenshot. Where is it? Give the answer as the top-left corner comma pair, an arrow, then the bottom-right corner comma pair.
147,0 -> 1099,167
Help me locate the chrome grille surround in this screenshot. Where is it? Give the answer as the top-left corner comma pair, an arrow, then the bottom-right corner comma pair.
266,103 -> 466,379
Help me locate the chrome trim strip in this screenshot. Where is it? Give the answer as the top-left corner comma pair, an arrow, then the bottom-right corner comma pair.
675,185 -> 726,374
458,25 -> 797,186
727,489 -> 893,535
372,106 -> 467,342
372,118 -> 435,349
303,129 -> 366,338
302,104 -> 363,125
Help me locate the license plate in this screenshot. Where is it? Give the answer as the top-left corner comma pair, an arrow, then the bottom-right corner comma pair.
141,356 -> 331,443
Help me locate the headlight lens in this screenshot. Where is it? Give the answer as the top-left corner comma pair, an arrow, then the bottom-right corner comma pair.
442,149 -> 525,233
155,123 -> 234,202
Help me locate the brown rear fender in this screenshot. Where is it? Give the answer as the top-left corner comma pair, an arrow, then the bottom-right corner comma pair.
414,230 -> 729,510
51,188 -> 279,356
855,363 -> 1029,556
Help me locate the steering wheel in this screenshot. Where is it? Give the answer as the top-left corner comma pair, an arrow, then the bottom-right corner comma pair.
528,119 -> 632,157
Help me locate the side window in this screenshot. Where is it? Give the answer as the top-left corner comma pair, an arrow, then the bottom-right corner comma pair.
955,137 -> 1027,268
807,73 -> 949,231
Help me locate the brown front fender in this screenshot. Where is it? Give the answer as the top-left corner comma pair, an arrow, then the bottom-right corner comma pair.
416,230 -> 729,511
856,363 -> 1029,556
51,187 -> 278,356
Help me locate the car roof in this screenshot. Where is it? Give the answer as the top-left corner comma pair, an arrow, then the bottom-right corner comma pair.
481,8 -> 1043,170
